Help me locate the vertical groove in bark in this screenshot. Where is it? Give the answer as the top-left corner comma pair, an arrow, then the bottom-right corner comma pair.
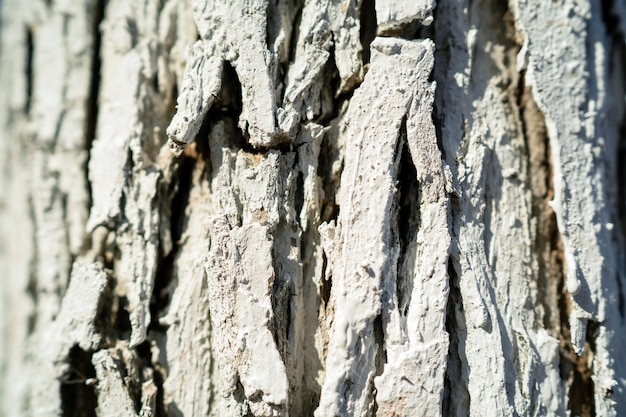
395,135 -> 420,319
155,143 -> 213,416
84,0 -> 105,212
24,25 -> 33,115
601,0 -> 626,321
519,78 -> 557,336
60,346 -> 97,417
359,0 -> 377,65
519,53 -> 596,417
442,255 -> 470,416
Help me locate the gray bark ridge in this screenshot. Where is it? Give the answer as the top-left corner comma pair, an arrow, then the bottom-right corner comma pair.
317,37 -> 450,416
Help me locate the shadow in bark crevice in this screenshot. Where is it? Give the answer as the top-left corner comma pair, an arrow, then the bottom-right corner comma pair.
269,215 -> 301,414
60,345 -> 97,417
84,0 -> 105,213
395,122 -> 420,318
442,255 -> 470,415
266,0 -> 303,104
218,61 -> 278,156
312,42 -> 343,126
320,251 -> 332,307
515,20 -> 597,417
136,341 -> 167,417
233,378 -> 254,416
112,294 -> 132,340
150,150 -> 196,334
370,313 -> 386,415
218,61 -> 243,133
269,246 -> 292,362
359,0 -> 377,65
564,322 -> 597,417
317,110 -> 342,224
602,0 -> 626,320
24,25 -> 34,115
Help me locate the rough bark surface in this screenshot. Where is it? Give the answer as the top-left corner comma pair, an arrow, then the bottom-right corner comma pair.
1,0 -> 625,416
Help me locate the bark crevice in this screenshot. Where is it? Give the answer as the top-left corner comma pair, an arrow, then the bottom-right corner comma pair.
359,0 -> 377,65
602,0 -> 626,318
442,255 -> 470,416
395,129 -> 420,317
84,0 -> 105,249
566,322 -> 597,417
513,20 -> 597,416
60,345 -> 97,417
151,152 -> 196,335
24,25 -> 33,115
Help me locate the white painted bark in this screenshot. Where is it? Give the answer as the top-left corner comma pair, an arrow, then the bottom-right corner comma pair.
1,0 -> 626,416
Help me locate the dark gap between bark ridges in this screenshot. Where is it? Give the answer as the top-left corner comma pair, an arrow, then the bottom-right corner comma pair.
312,41 -> 343,126
602,0 -> 626,318
136,341 -> 166,417
566,322 -> 597,417
112,348 -> 142,414
370,313 -> 386,415
266,0 -> 302,104
234,378 -> 253,415
359,0 -> 377,65
218,61 -> 243,122
60,345 -> 97,417
320,251 -> 332,306
316,97 -> 342,225
151,99 -> 212,337
286,0 -> 304,68
26,196 -> 39,336
220,60 -> 291,153
24,25 -> 34,115
600,0 -> 621,37
150,151 -> 195,334
294,170 -> 305,227
85,0 -> 104,155
395,117 -> 420,317
442,255 -> 470,415
220,61 -> 261,156
269,233 -> 293,368
265,0 -> 280,68
113,294 -> 132,340
517,72 -> 558,335
150,362 -> 166,417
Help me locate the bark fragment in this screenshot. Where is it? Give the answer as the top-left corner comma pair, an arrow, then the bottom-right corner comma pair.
375,0 -> 435,33
206,216 -> 289,416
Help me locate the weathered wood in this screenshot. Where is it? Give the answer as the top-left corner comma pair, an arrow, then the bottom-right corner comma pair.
1,0 -> 626,416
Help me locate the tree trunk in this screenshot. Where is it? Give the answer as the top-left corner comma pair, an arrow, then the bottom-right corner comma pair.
1,0 -> 625,416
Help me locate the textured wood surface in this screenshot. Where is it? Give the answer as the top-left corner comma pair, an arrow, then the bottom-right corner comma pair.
1,0 -> 626,416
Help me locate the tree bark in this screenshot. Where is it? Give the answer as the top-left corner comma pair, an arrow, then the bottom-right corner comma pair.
1,0 -> 625,416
